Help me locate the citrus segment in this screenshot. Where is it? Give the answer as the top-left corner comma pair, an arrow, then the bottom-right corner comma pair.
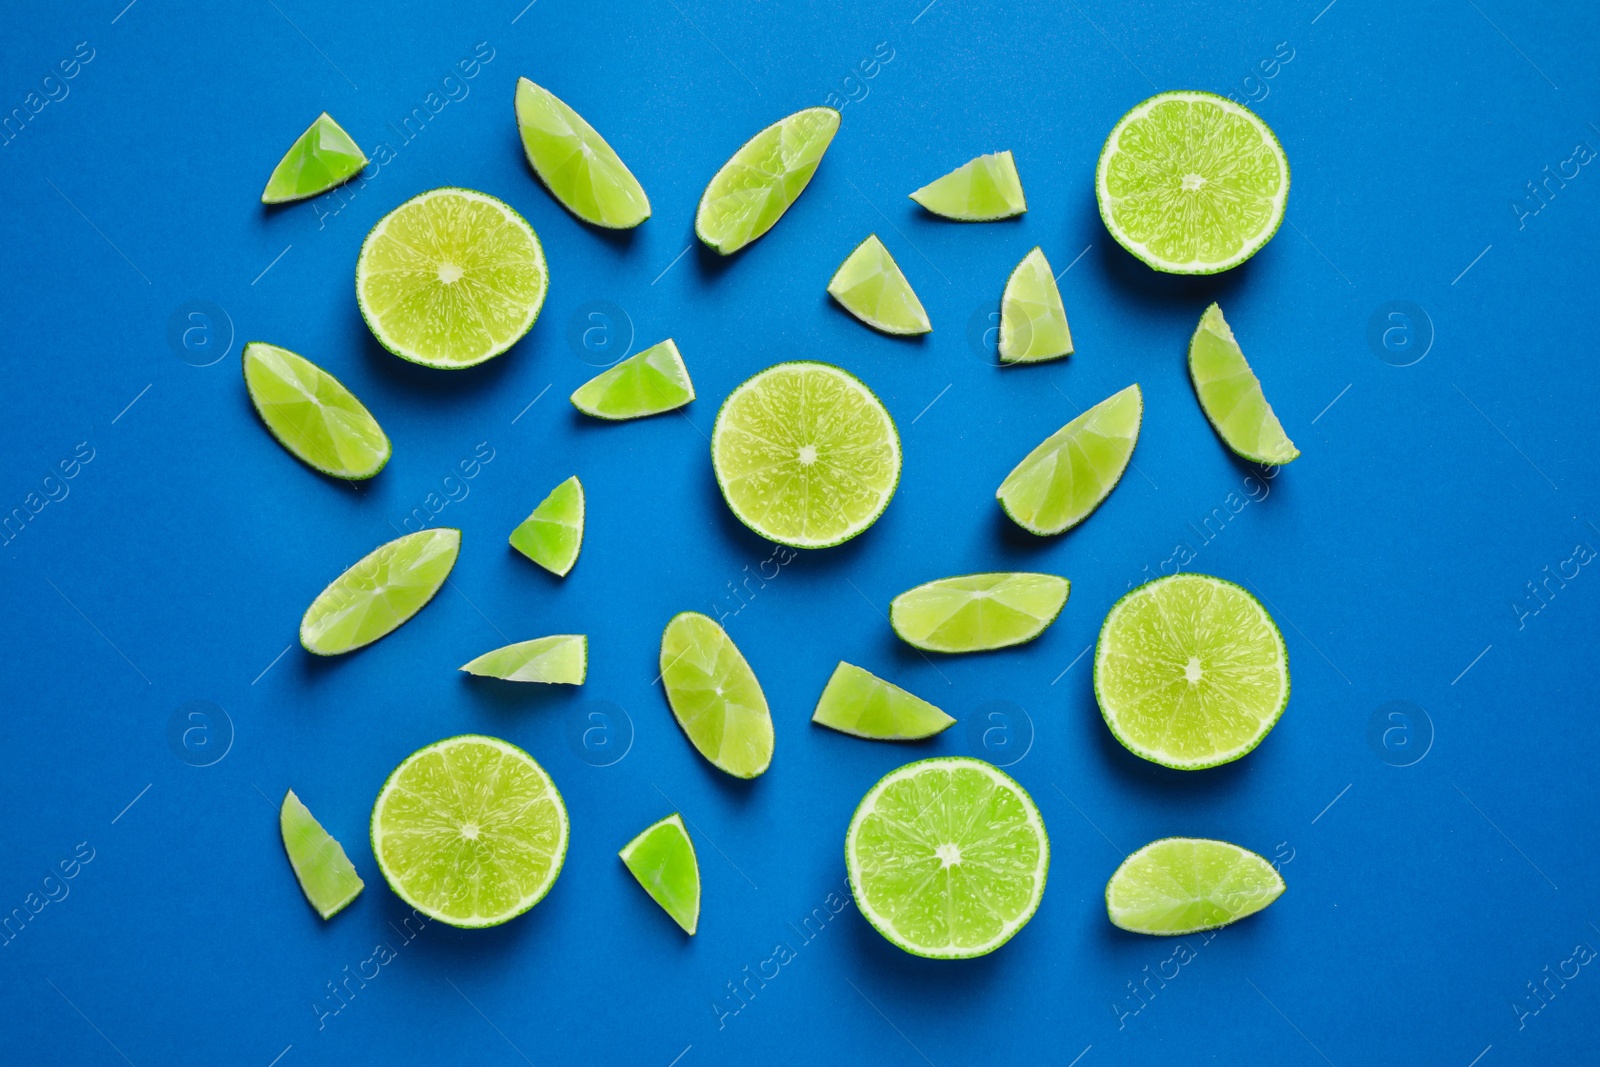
1107,837 -> 1284,935
509,476 -> 584,576
460,635 -> 586,684
570,339 -> 694,419
261,112 -> 367,204
514,76 -> 650,228
280,789 -> 364,920
696,107 -> 840,254
909,150 -> 1026,220
619,813 -> 700,935
890,573 -> 1069,653
827,235 -> 931,335
300,529 -> 460,655
999,247 -> 1072,363
659,612 -> 773,778
811,662 -> 954,740
997,384 -> 1142,536
1189,303 -> 1299,465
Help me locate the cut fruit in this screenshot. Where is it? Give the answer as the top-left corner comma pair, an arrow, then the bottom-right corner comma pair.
370,735 -> 568,928
509,476 -> 584,576
261,112 -> 368,204
696,107 -> 840,254
827,235 -> 931,336
280,789 -> 364,920
242,342 -> 390,480
1107,837 -> 1284,935
1189,303 -> 1299,465
997,384 -> 1142,536
711,362 -> 900,549
1096,91 -> 1289,274
811,662 -> 954,740
846,757 -> 1048,958
909,150 -> 1026,221
659,612 -> 773,778
514,76 -> 650,229
999,247 -> 1072,364
356,187 -> 548,369
460,634 -> 586,684
619,813 -> 700,935
891,573 -> 1069,653
300,529 -> 460,655
1094,573 -> 1289,770
570,339 -> 694,419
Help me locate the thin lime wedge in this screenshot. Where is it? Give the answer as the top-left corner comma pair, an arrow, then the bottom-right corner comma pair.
509,476 -> 584,576
1094,573 -> 1289,770
1189,304 -> 1299,465
515,76 -> 650,229
812,662 -> 954,740
997,384 -> 1142,536
261,112 -> 367,204
659,612 -> 773,778
999,247 -> 1072,363
891,573 -> 1069,653
827,235 -> 931,336
570,339 -> 694,419
300,529 -> 460,655
243,342 -> 390,480
696,107 -> 840,254
460,635 -> 586,684
619,813 -> 700,935
1107,837 -> 1284,935
280,789 -> 364,920
909,150 -> 1026,221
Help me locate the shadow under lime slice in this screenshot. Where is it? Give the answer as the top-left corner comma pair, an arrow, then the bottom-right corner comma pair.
280,789 -> 364,920
300,529 -> 460,655
261,112 -> 367,204
997,384 -> 1142,536
659,612 -> 773,778
827,234 -> 931,336
909,150 -> 1026,221
1189,303 -> 1298,465
890,573 -> 1069,653
619,813 -> 700,935
570,339 -> 694,419
999,247 -> 1072,363
696,107 -> 839,254
812,662 -> 953,740
515,76 -> 650,229
460,634 -> 586,684
509,476 -> 584,576
1106,837 -> 1284,935
243,341 -> 390,480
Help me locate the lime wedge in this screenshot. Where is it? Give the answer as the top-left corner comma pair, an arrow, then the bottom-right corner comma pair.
261,112 -> 367,204
711,362 -> 901,548
619,813 -> 700,935
997,384 -> 1142,536
280,789 -> 364,920
812,662 -> 954,740
1107,837 -> 1284,935
514,76 -> 650,229
847,757 -> 1049,958
1094,573 -> 1289,770
659,612 -> 773,778
460,634 -> 586,684
909,150 -> 1026,221
356,187 -> 548,369
890,573 -> 1069,653
509,476 -> 584,575
696,107 -> 840,254
827,235 -> 931,336
1096,91 -> 1288,274
300,529 -> 460,655
370,735 -> 568,928
999,247 -> 1072,364
243,341 -> 390,480
570,339 -> 694,419
1189,303 -> 1299,465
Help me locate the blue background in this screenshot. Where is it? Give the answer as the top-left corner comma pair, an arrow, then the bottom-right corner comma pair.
2,0 -> 1596,1063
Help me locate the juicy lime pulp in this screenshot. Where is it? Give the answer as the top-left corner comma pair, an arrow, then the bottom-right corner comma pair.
370,735 -> 569,928
509,476 -> 585,576
514,76 -> 650,229
1107,837 -> 1284,935
827,234 -> 931,335
1189,303 -> 1299,465
619,813 -> 700,935
659,612 -> 774,778
355,187 -> 548,369
300,529 -> 460,655
1096,91 -> 1288,274
999,247 -> 1072,363
1094,573 -> 1289,770
997,384 -> 1142,536
569,339 -> 694,419
711,362 -> 901,549
890,573 -> 1069,653
696,107 -> 840,254
261,112 -> 367,204
459,634 -> 586,684
242,342 -> 390,480
846,757 -> 1049,958
280,789 -> 364,920
909,150 -> 1026,221
811,662 -> 954,740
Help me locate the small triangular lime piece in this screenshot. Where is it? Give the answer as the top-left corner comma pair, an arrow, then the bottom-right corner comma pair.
571,339 -> 694,419
243,342 -> 390,479
261,113 -> 368,204
300,529 -> 460,655
696,107 -> 840,254
997,384 -> 1142,536
515,77 -> 650,229
891,573 -> 1069,653
280,789 -> 364,920
1106,837 -> 1284,935
827,235 -> 931,336
909,150 -> 1026,221
619,813 -> 700,934
460,635 -> 586,684
812,662 -> 954,740
659,612 -> 773,778
999,248 -> 1072,363
509,476 -> 584,575
1189,304 -> 1299,465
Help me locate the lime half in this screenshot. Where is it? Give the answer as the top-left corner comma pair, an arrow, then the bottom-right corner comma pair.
997,384 -> 1142,536
909,151 -> 1026,221
1094,573 -> 1289,770
261,112 -> 367,204
696,107 -> 840,254
891,573 -> 1069,653
515,76 -> 650,229
659,612 -> 773,778
619,813 -> 700,935
460,634 -> 586,684
300,529 -> 460,655
847,757 -> 1049,958
280,789 -> 364,920
1107,837 -> 1284,935
570,339 -> 694,419
827,235 -> 931,336
509,476 -> 585,576
999,247 -> 1072,364
812,662 -> 955,741
1189,303 -> 1299,465
243,342 -> 390,480
1096,91 -> 1288,274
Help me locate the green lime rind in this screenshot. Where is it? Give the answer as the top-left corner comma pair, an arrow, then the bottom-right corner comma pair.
909,150 -> 1026,221
827,234 -> 931,336
811,662 -> 955,741
280,789 -> 364,920
570,339 -> 695,420
509,476 -> 584,576
1188,303 -> 1299,465
261,112 -> 368,204
696,107 -> 840,255
514,76 -> 650,229
999,247 -> 1073,364
659,612 -> 774,778
1106,837 -> 1285,935
460,634 -> 586,684
1093,573 -> 1290,771
299,528 -> 461,656
890,573 -> 1070,654
242,342 -> 391,480
997,384 -> 1142,536
619,812 -> 700,935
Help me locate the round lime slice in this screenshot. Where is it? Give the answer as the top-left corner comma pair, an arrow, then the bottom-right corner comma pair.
999,247 -> 1073,364
570,339 -> 694,420
356,187 -> 548,369
243,341 -> 390,480
1096,91 -> 1289,274
1106,837 -> 1284,935
509,476 -> 584,576
696,107 -> 840,255
370,735 -> 569,929
514,76 -> 650,229
261,112 -> 368,204
997,384 -> 1142,536
659,612 -> 773,778
847,756 -> 1049,958
827,234 -> 931,336
890,573 -> 1069,653
619,813 -> 700,935
1189,303 -> 1299,465
909,150 -> 1026,221
459,634 -> 586,684
1094,573 -> 1289,770
712,362 -> 901,549
811,662 -> 954,740
280,789 -> 364,920
300,529 -> 460,655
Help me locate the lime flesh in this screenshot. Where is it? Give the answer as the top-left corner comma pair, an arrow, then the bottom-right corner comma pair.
280,789 -> 364,920
1189,303 -> 1298,465
909,151 -> 1026,221
659,612 -> 773,778
570,339 -> 694,419
827,235 -> 931,335
997,384 -> 1142,536
619,813 -> 700,935
509,476 -> 584,576
696,107 -> 840,254
1107,837 -> 1284,935
460,635 -> 586,684
261,112 -> 367,204
243,342 -> 390,480
891,573 -> 1069,653
812,662 -> 954,740
515,76 -> 650,229
999,247 -> 1072,363
300,529 -> 460,655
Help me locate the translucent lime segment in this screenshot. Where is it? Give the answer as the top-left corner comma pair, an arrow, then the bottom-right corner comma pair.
261,112 -> 368,204
280,789 -> 364,920
909,150 -> 1026,221
846,757 -> 1049,959
1107,837 -> 1284,935
243,342 -> 390,480
890,573 -> 1069,653
356,188 -> 548,369
659,612 -> 773,778
300,529 -> 460,655
812,662 -> 954,740
997,384 -> 1142,536
1096,91 -> 1289,274
827,235 -> 931,336
619,813 -> 700,935
515,76 -> 650,229
370,735 -> 569,928
711,362 -> 901,549
570,339 -> 694,419
460,634 -> 586,684
509,476 -> 584,576
696,107 -> 840,254
999,248 -> 1072,363
1094,573 -> 1289,770
1189,304 -> 1299,465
